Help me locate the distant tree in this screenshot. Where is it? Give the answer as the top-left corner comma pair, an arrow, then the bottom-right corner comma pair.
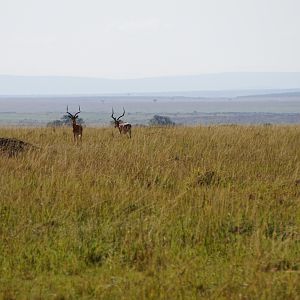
47,114 -> 85,127
46,119 -> 64,127
149,115 -> 175,126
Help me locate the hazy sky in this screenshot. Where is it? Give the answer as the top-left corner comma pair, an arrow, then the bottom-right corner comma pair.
1,0 -> 299,78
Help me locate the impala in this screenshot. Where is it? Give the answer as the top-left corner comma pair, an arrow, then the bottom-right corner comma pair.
66,106 -> 83,143
111,107 -> 132,138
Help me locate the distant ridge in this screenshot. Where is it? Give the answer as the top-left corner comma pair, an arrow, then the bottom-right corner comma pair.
238,91 -> 300,99
1,72 -> 300,96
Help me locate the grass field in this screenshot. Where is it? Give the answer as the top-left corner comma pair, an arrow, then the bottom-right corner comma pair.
0,126 -> 300,299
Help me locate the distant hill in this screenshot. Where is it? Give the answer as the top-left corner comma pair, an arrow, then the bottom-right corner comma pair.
238,91 -> 300,99
1,72 -> 300,96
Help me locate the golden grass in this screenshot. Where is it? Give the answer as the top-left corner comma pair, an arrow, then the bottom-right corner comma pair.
0,125 -> 300,299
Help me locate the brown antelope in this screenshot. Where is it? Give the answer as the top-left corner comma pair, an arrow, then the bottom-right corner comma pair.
66,105 -> 83,143
111,107 -> 132,138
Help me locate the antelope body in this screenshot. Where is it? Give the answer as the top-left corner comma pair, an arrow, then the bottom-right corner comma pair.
67,106 -> 83,143
111,108 -> 132,138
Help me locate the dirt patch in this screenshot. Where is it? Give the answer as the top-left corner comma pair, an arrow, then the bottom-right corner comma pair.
0,138 -> 35,157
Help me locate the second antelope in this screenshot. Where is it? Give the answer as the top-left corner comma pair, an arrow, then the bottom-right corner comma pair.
67,106 -> 83,143
111,107 -> 132,138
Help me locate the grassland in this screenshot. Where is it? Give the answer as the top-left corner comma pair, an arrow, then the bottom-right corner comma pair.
0,125 -> 300,299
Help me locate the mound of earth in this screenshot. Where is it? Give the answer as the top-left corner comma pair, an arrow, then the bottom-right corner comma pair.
0,138 -> 35,157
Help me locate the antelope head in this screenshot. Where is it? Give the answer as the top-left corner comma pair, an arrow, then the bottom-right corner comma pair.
111,107 -> 125,128
66,105 -> 81,124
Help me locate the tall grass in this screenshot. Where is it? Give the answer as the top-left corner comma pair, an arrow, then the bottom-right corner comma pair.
0,126 -> 300,299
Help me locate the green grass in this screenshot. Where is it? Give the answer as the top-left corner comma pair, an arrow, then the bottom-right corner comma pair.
0,126 -> 300,299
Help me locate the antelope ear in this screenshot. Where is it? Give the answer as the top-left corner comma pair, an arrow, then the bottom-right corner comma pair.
75,115 -> 79,119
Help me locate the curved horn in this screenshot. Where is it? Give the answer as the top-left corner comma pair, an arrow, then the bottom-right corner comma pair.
117,107 -> 125,120
111,107 -> 117,121
74,105 -> 81,117
66,105 -> 73,118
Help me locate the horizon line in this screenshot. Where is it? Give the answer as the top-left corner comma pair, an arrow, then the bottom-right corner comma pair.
1,71 -> 300,81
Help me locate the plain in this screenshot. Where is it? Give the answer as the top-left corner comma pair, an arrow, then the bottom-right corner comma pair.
0,126 -> 300,299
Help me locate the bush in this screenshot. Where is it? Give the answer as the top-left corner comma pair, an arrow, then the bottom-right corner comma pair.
149,115 -> 175,126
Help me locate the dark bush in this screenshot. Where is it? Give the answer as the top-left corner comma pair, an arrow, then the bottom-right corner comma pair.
149,115 -> 175,126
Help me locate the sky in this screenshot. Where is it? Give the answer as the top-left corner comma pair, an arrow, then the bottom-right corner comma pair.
0,0 -> 300,79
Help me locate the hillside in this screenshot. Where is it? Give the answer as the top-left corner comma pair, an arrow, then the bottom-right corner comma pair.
1,72 -> 300,95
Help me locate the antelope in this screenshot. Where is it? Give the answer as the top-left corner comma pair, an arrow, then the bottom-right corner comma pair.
111,107 -> 132,138
66,105 -> 83,143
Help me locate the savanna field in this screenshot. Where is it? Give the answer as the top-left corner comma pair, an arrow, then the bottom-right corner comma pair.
0,126 -> 300,299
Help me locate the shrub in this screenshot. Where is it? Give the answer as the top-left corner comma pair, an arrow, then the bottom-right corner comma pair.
149,115 -> 175,126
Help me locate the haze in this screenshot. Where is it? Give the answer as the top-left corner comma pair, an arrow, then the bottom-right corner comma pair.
1,0 -> 300,79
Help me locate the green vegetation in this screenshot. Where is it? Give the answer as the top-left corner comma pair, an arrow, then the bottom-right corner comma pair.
0,126 -> 300,299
